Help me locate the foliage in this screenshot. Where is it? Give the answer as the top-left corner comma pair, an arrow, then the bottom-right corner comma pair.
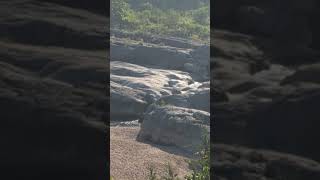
148,165 -> 158,180
147,163 -> 180,180
161,163 -> 180,180
111,0 -> 209,42
129,0 -> 209,10
111,0 -> 138,29
185,133 -> 210,180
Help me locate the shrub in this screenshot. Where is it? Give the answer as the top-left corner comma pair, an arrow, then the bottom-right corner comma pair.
147,163 -> 180,180
111,0 -> 209,42
148,165 -> 158,180
185,132 -> 210,180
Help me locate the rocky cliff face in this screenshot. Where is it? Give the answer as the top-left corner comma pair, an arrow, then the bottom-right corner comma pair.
110,31 -> 210,153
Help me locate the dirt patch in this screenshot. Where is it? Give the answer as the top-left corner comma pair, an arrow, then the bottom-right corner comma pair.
110,127 -> 191,180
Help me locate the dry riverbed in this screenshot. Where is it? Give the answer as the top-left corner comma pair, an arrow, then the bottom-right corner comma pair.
110,127 -> 192,180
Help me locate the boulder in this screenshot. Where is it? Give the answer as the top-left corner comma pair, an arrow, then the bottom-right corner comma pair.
110,41 -> 193,71
111,62 -> 193,94
110,81 -> 148,121
111,38 -> 210,81
110,61 -> 208,122
138,104 -> 209,153
157,87 -> 210,112
110,29 -> 202,49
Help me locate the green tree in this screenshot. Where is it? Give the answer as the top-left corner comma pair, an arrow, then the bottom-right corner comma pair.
111,0 -> 131,28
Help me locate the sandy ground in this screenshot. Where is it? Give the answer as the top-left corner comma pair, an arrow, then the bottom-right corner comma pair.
110,127 -> 192,180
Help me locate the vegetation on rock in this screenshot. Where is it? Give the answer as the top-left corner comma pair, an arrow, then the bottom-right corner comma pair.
111,0 -> 209,41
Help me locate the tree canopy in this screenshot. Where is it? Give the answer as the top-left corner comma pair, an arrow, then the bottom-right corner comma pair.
111,0 -> 210,42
